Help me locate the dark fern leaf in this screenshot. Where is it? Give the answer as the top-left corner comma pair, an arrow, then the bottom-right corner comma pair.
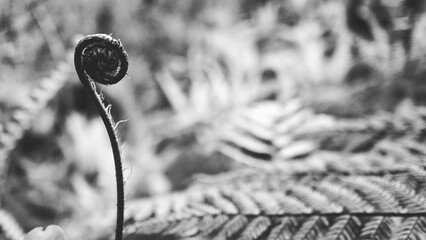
236,216 -> 271,240
123,165 -> 426,240
249,191 -> 282,214
393,166 -> 422,192
204,189 -> 239,214
215,99 -> 426,170
128,218 -> 172,236
315,181 -> 374,212
213,215 -> 249,240
198,215 -> 230,237
292,216 -> 329,240
360,216 -> 394,240
374,141 -> 422,166
406,166 -> 426,195
271,192 -> 313,214
288,185 -> 343,213
266,217 -> 298,240
396,217 -> 426,240
322,215 -> 362,240
184,202 -> 222,216
341,177 -> 402,212
123,96 -> 426,240
368,177 -> 426,211
163,217 -> 199,237
221,188 -> 261,215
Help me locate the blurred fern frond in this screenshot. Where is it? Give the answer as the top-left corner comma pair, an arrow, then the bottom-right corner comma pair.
185,98 -> 426,169
0,52 -> 73,183
148,0 -> 426,181
123,162 -> 426,240
123,99 -> 426,240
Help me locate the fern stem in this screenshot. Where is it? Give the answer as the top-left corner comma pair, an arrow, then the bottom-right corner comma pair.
221,211 -> 426,218
74,34 -> 128,240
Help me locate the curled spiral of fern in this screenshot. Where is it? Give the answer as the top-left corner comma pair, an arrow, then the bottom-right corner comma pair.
74,34 -> 128,240
76,34 -> 128,84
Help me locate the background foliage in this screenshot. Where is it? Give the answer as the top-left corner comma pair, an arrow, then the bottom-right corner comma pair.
1,0 -> 426,239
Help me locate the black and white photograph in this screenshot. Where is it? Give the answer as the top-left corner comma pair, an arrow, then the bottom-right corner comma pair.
1,0 -> 426,239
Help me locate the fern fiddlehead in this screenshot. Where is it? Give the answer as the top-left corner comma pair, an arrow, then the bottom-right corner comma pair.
74,34 -> 128,240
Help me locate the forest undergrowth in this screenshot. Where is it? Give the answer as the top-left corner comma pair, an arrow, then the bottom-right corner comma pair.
2,0 -> 426,239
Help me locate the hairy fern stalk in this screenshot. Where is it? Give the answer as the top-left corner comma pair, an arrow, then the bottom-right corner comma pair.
74,34 -> 128,240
